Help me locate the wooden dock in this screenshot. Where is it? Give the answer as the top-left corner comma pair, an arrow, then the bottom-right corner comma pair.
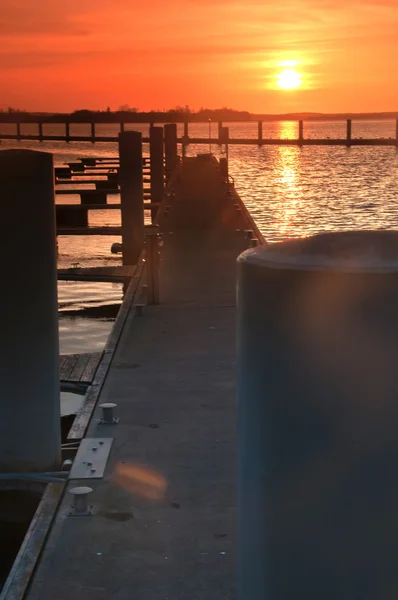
59,352 -> 102,384
20,154 -> 255,600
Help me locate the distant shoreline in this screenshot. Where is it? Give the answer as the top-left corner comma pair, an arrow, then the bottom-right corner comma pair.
0,110 -> 397,124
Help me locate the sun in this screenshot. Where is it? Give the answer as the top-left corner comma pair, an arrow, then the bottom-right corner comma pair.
277,69 -> 302,90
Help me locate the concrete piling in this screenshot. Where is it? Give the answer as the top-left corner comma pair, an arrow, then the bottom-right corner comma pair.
118,131 -> 144,265
237,230 -> 398,600
0,149 -> 61,473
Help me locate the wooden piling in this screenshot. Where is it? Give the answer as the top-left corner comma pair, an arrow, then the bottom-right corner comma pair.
146,230 -> 160,304
38,121 -> 43,141
91,122 -> 95,143
164,123 -> 178,180
120,122 -> 125,133
16,121 -> 21,141
220,126 -> 229,160
184,121 -> 189,139
258,121 -> 263,144
396,119 -> 398,147
298,120 -> 304,146
65,121 -> 70,143
346,119 -> 352,147
218,121 -> 223,142
150,126 -> 164,222
118,131 -> 144,265
0,149 -> 61,472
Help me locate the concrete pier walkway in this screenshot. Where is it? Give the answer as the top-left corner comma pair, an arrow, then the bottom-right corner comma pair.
26,156 -> 251,600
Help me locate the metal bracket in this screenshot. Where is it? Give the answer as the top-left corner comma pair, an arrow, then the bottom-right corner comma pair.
69,438 -> 113,479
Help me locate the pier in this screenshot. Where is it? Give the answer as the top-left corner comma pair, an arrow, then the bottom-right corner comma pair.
0,138 -> 259,599
1,118 -> 398,147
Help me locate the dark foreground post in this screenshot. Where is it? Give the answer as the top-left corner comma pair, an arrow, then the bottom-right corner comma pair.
164,123 -> 177,180
0,150 -> 61,473
346,118 -> 352,147
146,229 -> 160,304
258,120 -> 262,144
218,121 -> 223,142
16,121 -> 21,141
38,121 -> 43,141
237,231 -> 398,600
150,126 -> 164,221
91,122 -> 96,143
65,121 -> 70,142
184,120 -> 189,139
118,131 -> 144,265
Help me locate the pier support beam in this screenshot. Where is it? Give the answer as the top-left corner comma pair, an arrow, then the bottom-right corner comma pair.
218,121 -> 223,142
237,231 -> 398,600
346,118 -> 352,147
164,123 -> 178,181
0,149 -> 61,473
91,122 -> 96,143
118,131 -> 144,265
16,121 -> 21,141
65,121 -> 70,142
258,120 -> 262,144
150,126 -> 164,221
38,121 -> 43,142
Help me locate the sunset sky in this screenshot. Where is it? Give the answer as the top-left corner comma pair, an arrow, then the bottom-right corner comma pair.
1,0 -> 397,113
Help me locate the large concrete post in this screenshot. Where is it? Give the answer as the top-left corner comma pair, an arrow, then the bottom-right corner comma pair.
164,123 -> 177,180
0,149 -> 61,473
118,131 -> 144,265
150,126 -> 164,222
237,231 -> 398,600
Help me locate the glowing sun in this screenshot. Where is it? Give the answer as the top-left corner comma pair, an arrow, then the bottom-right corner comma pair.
277,69 -> 302,90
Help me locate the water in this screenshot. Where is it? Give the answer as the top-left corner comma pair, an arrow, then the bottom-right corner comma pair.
2,120 -> 398,352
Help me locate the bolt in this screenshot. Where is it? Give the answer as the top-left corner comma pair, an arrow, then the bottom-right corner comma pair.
92,447 -> 97,451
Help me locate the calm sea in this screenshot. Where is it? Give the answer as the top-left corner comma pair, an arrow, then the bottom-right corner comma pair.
2,120 -> 398,398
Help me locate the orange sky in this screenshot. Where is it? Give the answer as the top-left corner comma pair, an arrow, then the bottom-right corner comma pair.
1,0 -> 397,113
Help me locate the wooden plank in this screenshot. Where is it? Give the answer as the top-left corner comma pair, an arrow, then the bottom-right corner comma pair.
56,203 -> 157,210
68,353 -> 91,382
58,355 -> 67,373
0,482 -> 65,600
59,354 -> 79,381
80,352 -> 103,383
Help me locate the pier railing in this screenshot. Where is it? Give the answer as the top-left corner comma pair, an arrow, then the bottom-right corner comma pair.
1,119 -> 398,147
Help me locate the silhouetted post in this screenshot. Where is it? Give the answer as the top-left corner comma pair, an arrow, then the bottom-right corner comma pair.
38,121 -> 43,141
150,126 -> 164,222
65,121 -> 70,142
184,120 -> 189,139
395,119 -> 398,147
298,120 -> 304,145
220,126 -> 229,161
218,121 -> 223,142
16,121 -> 21,141
120,122 -> 125,133
146,229 -> 160,304
164,123 -> 178,180
118,131 -> 144,265
238,231 -> 398,600
0,149 -> 61,473
346,119 -> 352,147
91,122 -> 95,143
258,121 -> 263,144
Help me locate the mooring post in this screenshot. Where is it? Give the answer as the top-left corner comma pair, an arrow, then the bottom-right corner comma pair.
38,121 -> 43,142
164,123 -> 178,181
118,131 -> 144,265
91,122 -> 95,143
258,120 -> 263,144
237,231 -> 398,600
220,126 -> 229,161
346,118 -> 352,147
146,229 -> 160,304
16,121 -> 21,141
65,121 -> 70,142
184,120 -> 189,139
120,122 -> 125,133
0,149 -> 61,473
150,126 -> 164,222
218,121 -> 223,143
298,119 -> 304,145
